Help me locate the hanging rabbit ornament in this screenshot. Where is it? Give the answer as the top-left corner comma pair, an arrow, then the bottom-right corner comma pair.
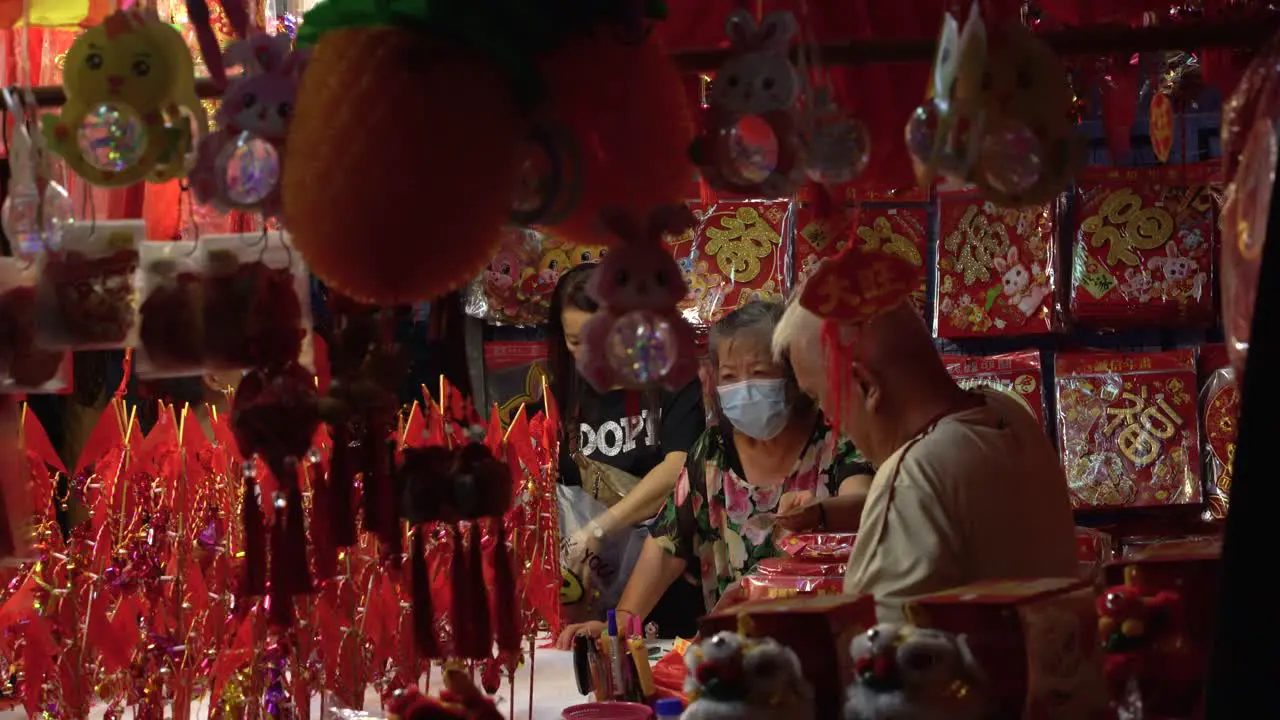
42,8 -> 205,187
690,10 -> 806,199
576,205 -> 699,393
191,35 -> 309,217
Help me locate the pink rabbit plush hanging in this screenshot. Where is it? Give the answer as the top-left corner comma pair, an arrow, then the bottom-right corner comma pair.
190,34 -> 309,218
576,205 -> 699,393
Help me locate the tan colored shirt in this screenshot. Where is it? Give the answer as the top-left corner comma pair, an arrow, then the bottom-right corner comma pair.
844,389 -> 1078,622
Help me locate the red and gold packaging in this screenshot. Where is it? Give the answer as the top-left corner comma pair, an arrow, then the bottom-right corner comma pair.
1070,165 -> 1218,329
700,594 -> 876,718
739,574 -> 844,602
935,193 -> 1057,338
1198,346 -> 1237,521
907,578 -> 1109,720
778,532 -> 856,562
796,203 -> 930,315
943,350 -> 1047,428
753,557 -> 846,576
676,199 -> 792,326
1075,527 -> 1115,587
1054,350 -> 1202,510
792,201 -> 856,282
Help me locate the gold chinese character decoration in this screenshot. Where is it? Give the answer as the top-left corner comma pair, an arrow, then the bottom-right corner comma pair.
1079,189 -> 1174,267
703,206 -> 782,284
943,204 -> 1010,286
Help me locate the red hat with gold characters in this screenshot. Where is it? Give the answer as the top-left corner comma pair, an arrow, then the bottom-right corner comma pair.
798,235 -> 923,324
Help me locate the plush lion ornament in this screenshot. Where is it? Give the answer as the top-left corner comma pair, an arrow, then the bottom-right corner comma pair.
843,623 -> 987,720
683,630 -> 814,720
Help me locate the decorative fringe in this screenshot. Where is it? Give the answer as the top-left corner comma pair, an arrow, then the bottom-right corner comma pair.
309,461 -> 337,583
240,464 -> 267,597
269,458 -> 313,626
411,529 -> 440,658
465,520 -> 492,659
329,422 -> 357,547
449,525 -> 472,657
491,518 -> 521,654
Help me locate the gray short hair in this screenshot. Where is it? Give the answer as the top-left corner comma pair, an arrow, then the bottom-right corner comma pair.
709,300 -> 785,362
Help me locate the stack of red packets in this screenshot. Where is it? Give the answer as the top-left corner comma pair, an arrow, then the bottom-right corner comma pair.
739,532 -> 855,602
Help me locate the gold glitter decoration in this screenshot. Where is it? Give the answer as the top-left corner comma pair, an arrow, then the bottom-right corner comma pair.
1079,188 -> 1174,267
704,206 -> 781,283
857,216 -> 923,266
943,205 -> 1010,286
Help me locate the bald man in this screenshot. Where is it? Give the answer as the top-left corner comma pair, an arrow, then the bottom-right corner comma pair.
772,300 -> 1076,622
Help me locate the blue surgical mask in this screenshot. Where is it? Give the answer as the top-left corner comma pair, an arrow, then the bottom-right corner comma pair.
717,379 -> 792,440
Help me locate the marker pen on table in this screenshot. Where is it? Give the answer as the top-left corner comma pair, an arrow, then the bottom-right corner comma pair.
606,609 -> 625,699
628,632 -> 656,699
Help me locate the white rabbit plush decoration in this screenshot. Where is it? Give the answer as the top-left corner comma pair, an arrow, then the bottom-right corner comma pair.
843,623 -> 987,720
684,630 -> 815,720
690,9 -> 805,198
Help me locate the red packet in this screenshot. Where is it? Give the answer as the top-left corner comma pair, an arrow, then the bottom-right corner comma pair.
778,532 -> 856,562
740,574 -> 844,602
942,350 -> 1046,428
753,557 -> 846,576
936,193 -> 1056,338
679,200 -> 792,326
1054,350 -> 1202,510
1071,165 -> 1218,329
1198,344 -> 1236,521
907,578 -> 1109,720
849,206 -> 929,315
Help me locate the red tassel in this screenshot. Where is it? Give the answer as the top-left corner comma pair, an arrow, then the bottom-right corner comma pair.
491,518 -> 521,655
378,438 -> 402,558
309,462 -> 337,583
465,520 -> 492,659
329,422 -> 357,547
269,459 -> 313,627
240,465 -> 267,597
449,525 -> 472,656
411,529 -> 440,658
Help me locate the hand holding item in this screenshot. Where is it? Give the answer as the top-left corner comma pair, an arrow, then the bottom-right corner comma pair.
778,490 -> 815,516
557,620 -> 608,650
777,497 -> 824,532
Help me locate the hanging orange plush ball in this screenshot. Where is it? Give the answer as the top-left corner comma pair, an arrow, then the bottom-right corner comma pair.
283,28 -> 522,304
535,29 -> 694,245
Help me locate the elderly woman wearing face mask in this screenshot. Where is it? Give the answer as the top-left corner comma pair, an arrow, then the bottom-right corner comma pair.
555,300 -> 872,648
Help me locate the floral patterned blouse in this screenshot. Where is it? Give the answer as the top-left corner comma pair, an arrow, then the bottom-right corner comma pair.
650,420 -> 863,611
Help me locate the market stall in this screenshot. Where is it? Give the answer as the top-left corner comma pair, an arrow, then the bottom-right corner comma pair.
0,0 -> 1274,717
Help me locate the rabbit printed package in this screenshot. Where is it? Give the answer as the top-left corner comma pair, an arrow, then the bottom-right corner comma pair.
1070,164 -> 1218,330
935,193 -> 1057,338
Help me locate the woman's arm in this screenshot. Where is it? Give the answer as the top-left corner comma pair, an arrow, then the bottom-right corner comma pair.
776,473 -> 872,532
595,451 -> 687,533
554,537 -> 687,649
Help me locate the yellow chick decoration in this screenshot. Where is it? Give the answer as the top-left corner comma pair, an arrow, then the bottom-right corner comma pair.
42,9 -> 205,187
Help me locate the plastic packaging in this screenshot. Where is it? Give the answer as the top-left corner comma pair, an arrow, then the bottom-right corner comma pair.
135,241 -> 205,378
463,227 -> 608,326
943,350 -> 1047,428
753,557 -> 846,576
675,200 -> 792,327
34,219 -> 142,349
777,532 -> 856,561
654,697 -> 684,719
558,484 -> 648,625
0,258 -> 71,394
200,234 -> 313,372
740,574 -> 843,602
1200,364 -> 1238,521
1055,350 -> 1202,510
935,192 -> 1057,338
1074,526 -> 1114,586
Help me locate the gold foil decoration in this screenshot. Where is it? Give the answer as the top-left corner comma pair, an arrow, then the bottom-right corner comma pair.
704,207 -> 782,283
943,205 -> 1010,285
857,217 -> 923,266
1079,189 -> 1174,266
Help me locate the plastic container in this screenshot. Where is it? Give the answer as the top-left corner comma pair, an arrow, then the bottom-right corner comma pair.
653,698 -> 683,719
561,702 -> 654,720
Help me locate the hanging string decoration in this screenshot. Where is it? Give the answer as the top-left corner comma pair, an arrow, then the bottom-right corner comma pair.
690,10 -> 806,199
191,34 -> 309,217
576,205 -> 699,392
42,9 -> 206,187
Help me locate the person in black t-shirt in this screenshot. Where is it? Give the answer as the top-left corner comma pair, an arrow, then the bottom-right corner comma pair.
548,263 -> 705,638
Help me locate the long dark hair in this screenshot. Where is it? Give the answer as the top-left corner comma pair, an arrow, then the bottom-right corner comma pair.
546,263 -> 599,433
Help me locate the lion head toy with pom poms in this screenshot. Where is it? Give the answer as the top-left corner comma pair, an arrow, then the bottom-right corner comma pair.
576,204 -> 699,393
283,5 -> 524,305
684,629 -> 815,720
689,9 -> 805,199
843,623 -> 986,720
191,34 -> 309,218
1096,585 -> 1180,681
42,8 -> 205,187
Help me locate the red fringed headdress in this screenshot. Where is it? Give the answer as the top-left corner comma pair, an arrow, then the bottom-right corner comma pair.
797,237 -> 923,436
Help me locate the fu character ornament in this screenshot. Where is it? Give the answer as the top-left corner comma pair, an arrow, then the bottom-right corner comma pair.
42,9 -> 205,187
843,624 -> 986,720
690,10 -> 805,198
576,205 -> 699,393
191,35 -> 309,217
